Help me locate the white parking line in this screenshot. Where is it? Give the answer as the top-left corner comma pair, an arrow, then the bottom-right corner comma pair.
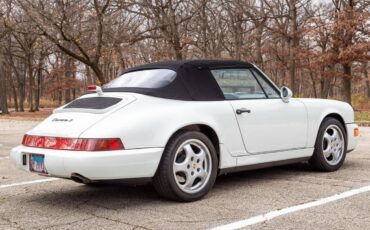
211,184 -> 370,230
0,178 -> 60,189
0,156 -> 9,160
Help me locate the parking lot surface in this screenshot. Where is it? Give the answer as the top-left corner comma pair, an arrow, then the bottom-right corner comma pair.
1,119 -> 369,230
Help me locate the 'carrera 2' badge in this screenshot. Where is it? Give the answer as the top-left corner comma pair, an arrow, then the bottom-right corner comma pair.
52,118 -> 73,122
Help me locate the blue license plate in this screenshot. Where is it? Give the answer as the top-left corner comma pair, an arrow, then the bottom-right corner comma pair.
30,154 -> 48,174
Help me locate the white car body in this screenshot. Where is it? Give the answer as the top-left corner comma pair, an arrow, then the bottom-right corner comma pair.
10,61 -> 359,183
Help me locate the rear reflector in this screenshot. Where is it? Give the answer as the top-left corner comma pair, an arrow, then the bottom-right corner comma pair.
354,128 -> 359,137
22,135 -> 124,151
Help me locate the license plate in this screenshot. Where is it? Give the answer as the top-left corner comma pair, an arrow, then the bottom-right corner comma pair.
30,154 -> 48,174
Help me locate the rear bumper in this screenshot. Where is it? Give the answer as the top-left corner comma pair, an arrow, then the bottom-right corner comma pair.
10,145 -> 163,180
346,123 -> 359,152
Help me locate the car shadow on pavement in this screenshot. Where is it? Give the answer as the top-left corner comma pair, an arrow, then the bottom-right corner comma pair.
23,162 -> 324,210
216,162 -> 312,182
27,160 -> 360,215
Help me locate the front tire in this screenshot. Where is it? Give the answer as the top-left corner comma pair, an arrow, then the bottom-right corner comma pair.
153,131 -> 218,202
309,118 -> 347,172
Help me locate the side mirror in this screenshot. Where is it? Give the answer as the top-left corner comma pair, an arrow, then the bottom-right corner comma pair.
280,86 -> 292,103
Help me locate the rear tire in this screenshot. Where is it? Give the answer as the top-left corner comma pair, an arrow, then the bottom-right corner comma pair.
309,118 -> 347,172
153,131 -> 218,202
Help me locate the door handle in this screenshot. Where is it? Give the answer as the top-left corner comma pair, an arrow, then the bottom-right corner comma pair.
236,108 -> 251,115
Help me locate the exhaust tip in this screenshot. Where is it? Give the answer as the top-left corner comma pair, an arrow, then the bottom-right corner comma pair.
71,173 -> 92,184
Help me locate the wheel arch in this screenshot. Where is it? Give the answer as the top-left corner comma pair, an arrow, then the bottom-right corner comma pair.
321,113 -> 347,136
165,124 -> 220,166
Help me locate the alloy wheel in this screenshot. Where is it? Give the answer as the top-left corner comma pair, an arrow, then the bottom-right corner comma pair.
173,139 -> 212,194
322,124 -> 345,166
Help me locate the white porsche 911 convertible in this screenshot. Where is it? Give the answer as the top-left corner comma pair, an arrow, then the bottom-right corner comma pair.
11,60 -> 358,201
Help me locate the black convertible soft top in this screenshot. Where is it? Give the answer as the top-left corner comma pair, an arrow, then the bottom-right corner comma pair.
103,60 -> 255,101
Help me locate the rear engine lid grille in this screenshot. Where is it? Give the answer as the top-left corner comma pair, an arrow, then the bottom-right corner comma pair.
64,97 -> 122,110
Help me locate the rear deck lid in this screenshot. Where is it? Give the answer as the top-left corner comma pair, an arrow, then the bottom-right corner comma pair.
28,93 -> 136,138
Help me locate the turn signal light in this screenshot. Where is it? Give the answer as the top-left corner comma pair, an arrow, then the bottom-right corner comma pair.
354,128 -> 359,137
22,135 -> 124,151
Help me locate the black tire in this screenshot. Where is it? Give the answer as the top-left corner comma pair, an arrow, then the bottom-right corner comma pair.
309,117 -> 347,172
153,131 -> 218,202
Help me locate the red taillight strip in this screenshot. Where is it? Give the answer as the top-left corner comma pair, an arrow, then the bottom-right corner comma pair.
22,135 -> 124,151
87,85 -> 97,91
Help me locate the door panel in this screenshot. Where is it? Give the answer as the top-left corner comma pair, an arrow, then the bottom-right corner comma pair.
209,67 -> 308,155
230,99 -> 307,154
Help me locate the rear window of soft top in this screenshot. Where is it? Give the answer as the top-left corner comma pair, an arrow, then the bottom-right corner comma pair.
103,69 -> 176,89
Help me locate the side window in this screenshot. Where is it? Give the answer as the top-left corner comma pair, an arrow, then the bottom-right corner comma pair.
251,69 -> 281,98
210,69 -> 267,100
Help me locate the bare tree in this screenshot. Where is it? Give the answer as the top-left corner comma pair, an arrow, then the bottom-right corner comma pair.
0,0 -> 367,113
123,0 -> 201,60
0,1 -> 9,114
18,0 -> 114,84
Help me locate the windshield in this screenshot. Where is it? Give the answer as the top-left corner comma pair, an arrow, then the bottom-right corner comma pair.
104,69 -> 176,89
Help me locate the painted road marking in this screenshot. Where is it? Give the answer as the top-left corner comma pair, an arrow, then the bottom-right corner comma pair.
0,178 -> 60,189
211,184 -> 370,230
0,156 -> 9,160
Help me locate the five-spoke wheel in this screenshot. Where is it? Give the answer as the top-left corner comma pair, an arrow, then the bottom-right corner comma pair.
322,125 -> 345,166
173,139 -> 212,194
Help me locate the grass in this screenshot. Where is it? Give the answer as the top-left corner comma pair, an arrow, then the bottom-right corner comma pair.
0,108 -> 53,121
6,98 -> 60,109
355,111 -> 370,122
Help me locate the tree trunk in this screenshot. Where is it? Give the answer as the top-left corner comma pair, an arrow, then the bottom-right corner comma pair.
64,57 -> 72,103
0,79 -> 9,114
91,64 -> 106,85
10,78 -> 19,112
233,11 -> 243,60
35,58 -> 43,111
255,22 -> 264,69
5,36 -> 18,112
113,43 -> 126,74
342,63 -> 352,105
19,64 -> 26,112
310,71 -> 318,98
168,2 -> 183,60
6,58 -> 18,112
363,62 -> 369,99
200,0 -> 209,58
172,39 -> 183,60
72,88 -> 76,100
0,52 -> 9,114
27,54 -> 35,112
320,65 -> 336,99
288,0 -> 298,95
72,63 -> 77,100
367,76 -> 370,99
320,78 -> 332,99
7,48 -> 24,111
85,65 -> 92,86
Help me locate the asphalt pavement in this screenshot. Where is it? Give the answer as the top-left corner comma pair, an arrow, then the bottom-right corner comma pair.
0,119 -> 369,230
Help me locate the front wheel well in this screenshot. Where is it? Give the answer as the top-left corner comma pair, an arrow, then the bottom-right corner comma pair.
323,113 -> 346,135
